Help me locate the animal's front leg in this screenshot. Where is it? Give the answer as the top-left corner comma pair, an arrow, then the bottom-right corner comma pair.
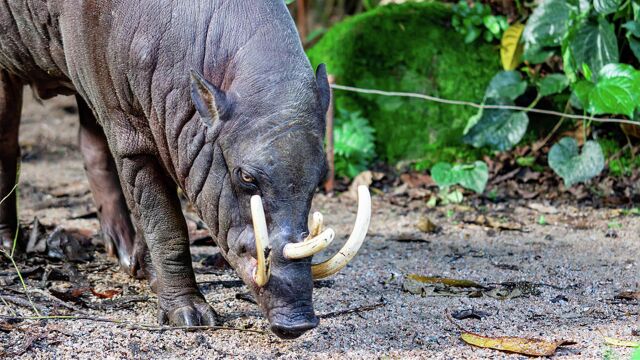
0,70 -> 23,250
119,156 -> 218,326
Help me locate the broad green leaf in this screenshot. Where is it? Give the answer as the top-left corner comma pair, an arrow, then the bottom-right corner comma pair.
593,0 -> 622,14
537,74 -> 570,97
577,0 -> 592,13
501,23 -> 525,71
463,103 -> 529,152
588,76 -> 637,117
485,71 -> 527,101
522,0 -> 574,47
431,161 -> 489,194
570,80 -> 595,109
623,20 -> 640,37
548,138 -> 604,187
456,161 -> 489,194
569,18 -> 619,79
522,44 -> 554,64
431,162 -> 457,188
630,38 -> 640,62
623,21 -> 640,61
444,190 -> 464,204
598,63 -> 639,79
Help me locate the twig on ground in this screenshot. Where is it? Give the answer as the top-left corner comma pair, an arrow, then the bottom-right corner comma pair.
30,289 -> 84,313
319,302 -> 385,319
0,315 -> 267,335
0,294 -> 43,313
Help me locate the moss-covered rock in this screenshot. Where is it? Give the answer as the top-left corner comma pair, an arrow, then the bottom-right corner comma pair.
307,2 -> 500,166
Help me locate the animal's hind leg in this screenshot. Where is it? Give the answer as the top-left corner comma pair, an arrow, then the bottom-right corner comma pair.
0,70 -> 23,251
77,95 -> 136,271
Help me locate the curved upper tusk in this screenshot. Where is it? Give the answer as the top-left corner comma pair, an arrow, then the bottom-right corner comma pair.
283,228 -> 335,260
309,212 -> 323,237
311,186 -> 371,279
251,195 -> 271,287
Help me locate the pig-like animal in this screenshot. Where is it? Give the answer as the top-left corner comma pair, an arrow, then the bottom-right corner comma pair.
0,0 -> 370,338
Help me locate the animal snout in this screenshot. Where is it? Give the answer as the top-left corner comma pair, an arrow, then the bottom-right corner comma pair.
269,311 -> 319,339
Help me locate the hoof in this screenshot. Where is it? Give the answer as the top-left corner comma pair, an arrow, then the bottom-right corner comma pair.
158,295 -> 219,327
0,225 -> 22,253
101,221 -> 135,271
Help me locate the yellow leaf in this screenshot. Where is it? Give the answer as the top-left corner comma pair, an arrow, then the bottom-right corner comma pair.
406,274 -> 485,288
461,331 -> 575,356
501,23 -> 525,71
604,337 -> 640,348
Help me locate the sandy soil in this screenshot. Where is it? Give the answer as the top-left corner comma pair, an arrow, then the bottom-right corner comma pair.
0,92 -> 638,359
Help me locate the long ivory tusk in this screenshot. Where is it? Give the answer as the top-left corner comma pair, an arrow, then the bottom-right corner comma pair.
311,186 -> 371,279
283,228 -> 335,260
251,195 -> 270,287
309,212 -> 323,238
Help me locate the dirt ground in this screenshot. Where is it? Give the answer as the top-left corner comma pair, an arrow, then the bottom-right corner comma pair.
1,92 -> 639,359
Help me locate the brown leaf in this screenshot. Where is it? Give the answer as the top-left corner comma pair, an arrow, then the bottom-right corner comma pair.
460,331 -> 575,356
527,203 -> 559,214
57,287 -> 121,300
49,181 -> 90,198
464,214 -> 524,231
346,171 -> 381,200
615,291 -> 640,300
90,288 -> 121,299
416,216 -> 439,233
604,336 -> 640,348
621,123 -> 640,139
451,309 -> 490,320
400,173 -> 435,188
0,321 -> 17,333
407,274 -> 485,289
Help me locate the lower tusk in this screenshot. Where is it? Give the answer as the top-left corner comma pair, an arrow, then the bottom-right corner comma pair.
311,186 -> 371,279
283,228 -> 335,260
309,212 -> 324,238
251,195 -> 271,287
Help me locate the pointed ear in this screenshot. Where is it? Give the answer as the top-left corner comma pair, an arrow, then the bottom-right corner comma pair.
190,70 -> 229,127
316,64 -> 331,114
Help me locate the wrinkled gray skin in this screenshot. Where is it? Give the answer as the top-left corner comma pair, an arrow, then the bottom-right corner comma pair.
0,0 -> 330,339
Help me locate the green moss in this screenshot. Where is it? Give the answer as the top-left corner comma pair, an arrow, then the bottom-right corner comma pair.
308,2 -> 501,166
599,137 -> 640,177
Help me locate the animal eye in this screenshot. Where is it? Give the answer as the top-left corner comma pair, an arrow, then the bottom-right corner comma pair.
239,170 -> 256,185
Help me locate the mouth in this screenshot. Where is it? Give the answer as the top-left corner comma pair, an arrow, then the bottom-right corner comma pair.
250,185 -> 372,286
268,306 -> 319,339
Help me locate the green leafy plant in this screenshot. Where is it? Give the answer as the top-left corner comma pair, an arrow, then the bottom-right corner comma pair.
428,161 -> 488,206
548,138 -> 605,187
333,109 -> 376,178
431,161 -> 489,194
464,0 -> 640,187
452,1 -> 508,44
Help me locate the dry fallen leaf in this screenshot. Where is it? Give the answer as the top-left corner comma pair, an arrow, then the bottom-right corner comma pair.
460,331 -> 575,356
400,172 -> 435,188
464,214 -> 524,231
527,203 -> 559,214
90,288 -> 122,299
604,337 -> 640,348
416,216 -> 439,233
406,274 -> 485,289
615,291 -> 640,300
346,171 -> 382,200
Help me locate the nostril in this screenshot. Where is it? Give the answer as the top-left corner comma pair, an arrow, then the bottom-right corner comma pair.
239,243 -> 248,255
270,317 -> 319,339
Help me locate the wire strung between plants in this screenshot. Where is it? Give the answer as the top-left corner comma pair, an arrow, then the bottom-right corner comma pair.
330,84 -> 638,126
